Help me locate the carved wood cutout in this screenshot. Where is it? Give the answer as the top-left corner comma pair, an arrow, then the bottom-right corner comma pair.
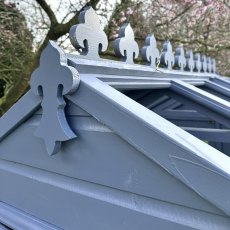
201,55 -> 207,73
30,41 -> 80,155
207,57 -> 212,73
175,45 -> 186,71
69,6 -> 108,59
211,58 -> 216,73
113,23 -> 139,64
141,33 -> 160,69
185,50 -> 194,72
160,41 -> 175,70
194,53 -> 201,73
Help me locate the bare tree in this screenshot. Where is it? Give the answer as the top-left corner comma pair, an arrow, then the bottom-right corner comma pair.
108,0 -> 230,74
0,0 -> 33,115
1,0 -> 229,115
1,0 -> 104,115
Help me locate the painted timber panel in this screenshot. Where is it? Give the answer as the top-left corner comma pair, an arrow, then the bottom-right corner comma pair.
0,5 -> 230,230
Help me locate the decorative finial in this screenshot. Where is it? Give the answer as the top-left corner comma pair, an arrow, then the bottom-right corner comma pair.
141,33 -> 159,69
206,57 -> 212,73
69,6 -> 108,59
201,55 -> 207,73
160,41 -> 174,70
30,41 -> 80,156
113,23 -> 139,64
194,53 -> 201,72
175,45 -> 186,71
185,50 -> 194,72
211,58 -> 216,73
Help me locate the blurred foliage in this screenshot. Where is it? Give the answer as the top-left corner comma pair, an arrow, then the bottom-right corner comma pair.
107,0 -> 230,76
0,0 -> 229,115
0,0 -> 33,115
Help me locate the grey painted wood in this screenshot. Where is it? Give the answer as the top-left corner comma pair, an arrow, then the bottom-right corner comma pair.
0,223 -> 10,230
113,23 -> 139,64
67,53 -> 215,79
0,54 -> 228,226
185,50 -> 194,72
30,41 -> 80,155
131,87 -> 230,128
1,76 -> 230,229
201,55 -> 207,73
211,77 -> 230,88
66,75 -> 230,215
0,90 -> 41,142
171,80 -> 230,127
205,80 -> 230,98
160,41 -> 175,70
171,91 -> 229,128
156,109 -> 210,121
0,202 -> 61,230
69,6 -> 108,59
0,8 -> 229,228
0,114 -> 220,215
194,53 -> 201,73
141,33 -> 160,69
207,57 -> 212,73
211,58 -> 216,73
175,45 -> 186,71
152,98 -> 180,111
1,159 -> 229,230
199,86 -> 230,102
182,127 -> 230,143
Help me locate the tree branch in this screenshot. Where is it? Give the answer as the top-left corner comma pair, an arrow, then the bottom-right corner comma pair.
61,0 -> 101,35
223,0 -> 230,8
35,0 -> 58,25
30,0 -> 102,72
156,3 -> 195,27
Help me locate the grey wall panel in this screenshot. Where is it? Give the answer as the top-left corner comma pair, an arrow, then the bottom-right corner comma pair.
0,223 -> 9,230
67,76 -> 230,215
0,202 -> 61,230
0,160 -> 229,230
0,91 -> 41,142
0,114 -> 224,216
